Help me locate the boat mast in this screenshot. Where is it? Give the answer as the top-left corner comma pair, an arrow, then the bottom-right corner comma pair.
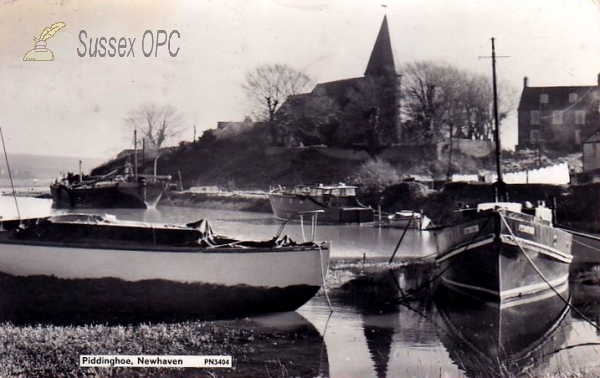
491,37 -> 506,202
0,127 -> 21,220
134,129 -> 138,178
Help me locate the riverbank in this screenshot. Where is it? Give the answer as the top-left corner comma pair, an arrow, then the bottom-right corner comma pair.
161,191 -> 271,213
161,181 -> 600,232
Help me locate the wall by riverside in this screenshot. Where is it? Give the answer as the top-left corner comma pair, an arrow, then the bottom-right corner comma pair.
437,139 -> 494,158
267,140 -> 492,163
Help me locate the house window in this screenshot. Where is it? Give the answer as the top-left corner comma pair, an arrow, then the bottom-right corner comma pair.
530,110 -> 540,125
530,129 -> 540,143
540,94 -> 549,104
575,129 -> 582,145
569,93 -> 578,103
552,111 -> 563,125
575,110 -> 586,125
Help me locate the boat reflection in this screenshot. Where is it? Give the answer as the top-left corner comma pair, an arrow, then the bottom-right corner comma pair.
571,281 -> 600,335
433,284 -> 571,378
335,263 -> 439,377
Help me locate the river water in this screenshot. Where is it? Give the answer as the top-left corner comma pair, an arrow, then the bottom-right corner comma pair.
1,195 -> 600,377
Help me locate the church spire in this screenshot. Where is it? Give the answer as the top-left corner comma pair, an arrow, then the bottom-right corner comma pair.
364,16 -> 396,77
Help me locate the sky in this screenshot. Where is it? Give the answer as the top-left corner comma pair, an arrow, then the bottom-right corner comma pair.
0,0 -> 599,159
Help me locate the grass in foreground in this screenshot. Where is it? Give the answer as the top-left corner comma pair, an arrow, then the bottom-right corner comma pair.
0,318 -> 326,378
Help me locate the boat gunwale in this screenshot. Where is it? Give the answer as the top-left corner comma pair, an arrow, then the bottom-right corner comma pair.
0,237 -> 330,255
436,233 -> 572,264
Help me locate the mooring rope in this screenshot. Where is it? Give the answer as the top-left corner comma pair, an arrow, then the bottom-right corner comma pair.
388,218 -> 413,264
499,212 -> 600,333
563,228 -> 600,242
318,243 -> 333,313
299,214 -> 306,243
317,311 -> 333,376
572,238 -> 600,254
312,212 -> 318,243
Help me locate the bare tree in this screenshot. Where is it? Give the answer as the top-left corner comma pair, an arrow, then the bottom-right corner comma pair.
400,62 -> 465,143
124,103 -> 184,150
400,61 -> 516,144
243,64 -> 312,143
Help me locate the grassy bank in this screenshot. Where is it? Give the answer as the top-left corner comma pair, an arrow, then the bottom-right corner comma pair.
0,316 -> 325,377
0,258 -> 598,377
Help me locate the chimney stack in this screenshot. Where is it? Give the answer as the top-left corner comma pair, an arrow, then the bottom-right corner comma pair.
523,76 -> 528,88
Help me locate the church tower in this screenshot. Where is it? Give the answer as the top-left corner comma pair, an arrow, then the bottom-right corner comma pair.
365,16 -> 396,77
364,16 -> 401,144
284,16 -> 403,147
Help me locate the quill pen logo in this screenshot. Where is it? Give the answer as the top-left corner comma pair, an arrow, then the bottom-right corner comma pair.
23,22 -> 66,61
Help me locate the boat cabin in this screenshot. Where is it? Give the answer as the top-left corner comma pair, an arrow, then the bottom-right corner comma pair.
454,201 -> 554,224
309,184 -> 357,198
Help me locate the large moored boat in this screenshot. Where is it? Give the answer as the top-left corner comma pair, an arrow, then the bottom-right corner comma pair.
50,165 -> 172,209
0,212 -> 330,324
434,39 -> 573,305
268,183 -> 374,224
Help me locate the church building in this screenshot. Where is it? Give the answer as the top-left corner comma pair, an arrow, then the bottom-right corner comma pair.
276,16 -> 401,147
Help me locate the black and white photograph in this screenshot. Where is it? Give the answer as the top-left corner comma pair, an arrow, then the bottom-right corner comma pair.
1,0 -> 600,376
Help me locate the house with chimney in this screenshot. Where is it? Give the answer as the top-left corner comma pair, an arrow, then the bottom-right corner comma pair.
517,75 -> 600,153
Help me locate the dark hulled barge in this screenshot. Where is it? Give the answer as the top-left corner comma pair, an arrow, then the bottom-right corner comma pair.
268,183 -> 374,224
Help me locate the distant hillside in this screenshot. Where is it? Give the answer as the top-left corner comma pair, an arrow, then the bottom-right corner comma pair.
90,133 -> 583,192
93,144 -> 366,190
0,154 -> 105,186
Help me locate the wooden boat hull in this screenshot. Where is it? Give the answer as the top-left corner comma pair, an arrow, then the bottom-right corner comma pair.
50,180 -> 167,209
268,193 -> 374,224
435,210 -> 572,304
0,228 -> 330,324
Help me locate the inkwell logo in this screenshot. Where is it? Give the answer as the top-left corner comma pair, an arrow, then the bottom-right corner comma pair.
23,22 -> 66,61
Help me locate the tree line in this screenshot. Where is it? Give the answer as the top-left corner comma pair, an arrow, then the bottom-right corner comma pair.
244,61 -> 515,149
122,61 -> 515,152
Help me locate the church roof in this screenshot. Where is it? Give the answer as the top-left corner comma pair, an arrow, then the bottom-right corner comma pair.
277,17 -> 396,114
311,77 -> 364,107
307,15 -> 397,106
364,15 -> 397,77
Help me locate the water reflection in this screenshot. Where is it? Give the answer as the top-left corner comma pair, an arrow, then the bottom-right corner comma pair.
328,263 -> 590,378
332,263 -> 441,377
433,285 -> 571,378
572,282 -> 600,335
3,197 -> 600,376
